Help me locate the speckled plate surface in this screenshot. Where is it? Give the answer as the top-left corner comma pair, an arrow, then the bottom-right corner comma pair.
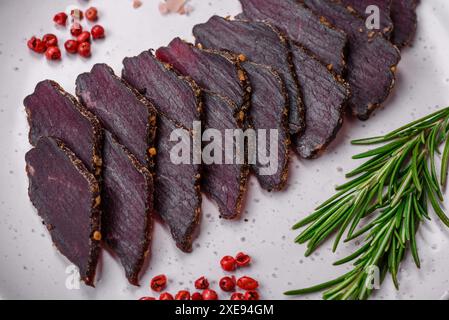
1,0 -> 449,300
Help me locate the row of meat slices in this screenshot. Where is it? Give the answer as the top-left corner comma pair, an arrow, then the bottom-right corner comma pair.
24,0 -> 418,286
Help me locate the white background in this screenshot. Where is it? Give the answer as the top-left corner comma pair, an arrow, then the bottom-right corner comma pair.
0,0 -> 448,300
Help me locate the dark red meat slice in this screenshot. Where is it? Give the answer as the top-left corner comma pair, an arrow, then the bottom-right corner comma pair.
122,51 -> 202,252
340,0 -> 393,37
25,137 -> 101,286
202,91 -> 249,218
122,50 -> 202,130
241,61 -> 290,191
391,0 -> 419,48
76,63 -> 157,169
303,0 -> 401,120
193,16 -> 304,134
290,44 -> 350,158
239,0 -> 347,75
101,131 -> 153,285
24,80 -> 103,175
155,37 -> 250,119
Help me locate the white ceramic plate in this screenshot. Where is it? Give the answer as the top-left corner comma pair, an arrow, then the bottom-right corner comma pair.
1,0 -> 449,300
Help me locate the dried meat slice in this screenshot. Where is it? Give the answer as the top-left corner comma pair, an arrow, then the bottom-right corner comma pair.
76,64 -> 157,169
240,62 -> 290,191
290,44 -> 349,158
303,0 -> 401,120
202,91 -> 249,218
122,51 -> 202,252
25,137 -> 101,286
24,80 -> 103,175
391,0 -> 418,49
239,0 -> 347,75
101,131 -> 153,285
193,16 -> 304,134
155,37 -> 251,121
340,0 -> 393,37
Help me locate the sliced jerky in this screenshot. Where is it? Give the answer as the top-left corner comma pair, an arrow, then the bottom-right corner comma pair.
340,0 -> 393,37
193,16 -> 304,134
155,37 -> 251,119
303,0 -> 401,120
122,51 -> 202,252
101,131 -> 153,285
240,62 -> 290,191
239,0 -> 347,75
25,137 -> 101,286
24,80 -> 103,174
202,91 -> 249,218
391,0 -> 418,49
290,44 -> 349,158
76,63 -> 157,169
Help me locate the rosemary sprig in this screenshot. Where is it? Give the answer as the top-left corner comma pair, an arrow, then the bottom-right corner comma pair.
285,107 -> 449,300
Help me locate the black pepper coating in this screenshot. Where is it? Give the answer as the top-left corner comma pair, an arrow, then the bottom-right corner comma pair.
290,43 -> 350,158
101,131 -> 153,285
193,16 -> 304,134
340,0 -> 394,37
155,37 -> 251,121
25,137 -> 101,287
122,51 -> 202,252
76,63 -> 158,170
201,91 -> 250,218
24,80 -> 103,175
238,0 -> 348,75
391,0 -> 419,49
302,0 -> 401,120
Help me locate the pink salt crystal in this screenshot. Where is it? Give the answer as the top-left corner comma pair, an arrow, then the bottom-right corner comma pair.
133,0 -> 142,9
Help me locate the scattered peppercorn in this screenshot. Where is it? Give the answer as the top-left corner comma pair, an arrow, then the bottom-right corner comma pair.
45,46 -> 62,61
27,37 -> 46,53
220,255 -> 236,272
194,276 -> 209,290
191,292 -> 203,300
235,252 -> 251,267
175,290 -> 191,300
219,276 -> 236,292
244,290 -> 260,300
70,23 -> 83,37
139,296 -> 156,300
230,292 -> 245,300
42,34 -> 58,47
237,276 -> 259,290
150,274 -> 167,292
159,292 -> 174,300
77,42 -> 91,57
202,289 -> 218,300
53,12 -> 68,26
85,7 -> 98,22
91,25 -> 105,40
64,40 -> 78,54
77,31 -> 91,43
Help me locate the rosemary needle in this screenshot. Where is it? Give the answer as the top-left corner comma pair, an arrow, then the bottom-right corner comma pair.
286,107 -> 449,300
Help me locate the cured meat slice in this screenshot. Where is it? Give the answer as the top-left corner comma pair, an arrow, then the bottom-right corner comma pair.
239,0 -> 347,75
76,63 -> 157,169
202,91 -> 249,218
303,0 -> 401,120
391,0 -> 418,48
101,132 -> 153,285
122,51 -> 202,252
340,0 -> 393,37
24,80 -> 103,174
240,62 -> 290,191
193,16 -> 304,134
155,37 -> 251,120
25,137 -> 101,286
290,44 -> 349,158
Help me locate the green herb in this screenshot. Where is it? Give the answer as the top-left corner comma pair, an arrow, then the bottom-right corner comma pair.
285,107 -> 449,300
